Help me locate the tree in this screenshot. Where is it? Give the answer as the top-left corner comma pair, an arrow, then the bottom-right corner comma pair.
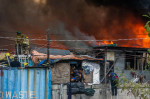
143,13 -> 150,37
115,67 -> 150,99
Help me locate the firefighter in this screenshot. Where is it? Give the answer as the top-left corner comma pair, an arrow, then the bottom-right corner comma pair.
0,52 -> 14,67
10,56 -> 21,67
108,71 -> 119,96
24,62 -> 28,67
22,36 -> 29,55
15,31 -> 26,55
5,52 -> 11,66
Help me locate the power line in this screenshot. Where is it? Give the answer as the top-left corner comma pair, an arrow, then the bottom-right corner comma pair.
0,44 -> 14,47
0,36 -> 150,42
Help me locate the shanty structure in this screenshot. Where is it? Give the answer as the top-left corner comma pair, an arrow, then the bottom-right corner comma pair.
50,59 -> 101,84
0,48 -> 102,99
0,47 -> 150,99
30,48 -> 101,84
94,46 -> 150,83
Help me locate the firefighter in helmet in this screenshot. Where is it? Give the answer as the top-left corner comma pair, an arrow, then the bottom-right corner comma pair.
15,31 -> 25,55
22,36 -> 29,55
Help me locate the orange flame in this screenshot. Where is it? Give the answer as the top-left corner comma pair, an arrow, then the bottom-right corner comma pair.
96,17 -> 150,48
121,24 -> 149,48
133,25 -> 149,48
98,41 -> 114,46
103,41 -> 114,45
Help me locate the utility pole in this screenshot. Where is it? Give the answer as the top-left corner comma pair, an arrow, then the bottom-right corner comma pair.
46,28 -> 50,66
104,47 -> 107,84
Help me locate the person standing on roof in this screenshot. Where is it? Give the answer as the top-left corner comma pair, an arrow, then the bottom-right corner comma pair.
22,36 -> 29,55
15,31 -> 30,55
15,31 -> 26,55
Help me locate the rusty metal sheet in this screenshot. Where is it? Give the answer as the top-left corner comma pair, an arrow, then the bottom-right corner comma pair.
0,67 -> 51,99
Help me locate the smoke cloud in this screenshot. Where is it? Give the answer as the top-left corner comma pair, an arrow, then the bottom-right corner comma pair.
0,0 -> 150,51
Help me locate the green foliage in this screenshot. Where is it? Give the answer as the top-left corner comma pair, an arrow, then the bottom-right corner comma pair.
120,80 -> 150,99
148,32 -> 150,37
119,12 -> 150,99
145,50 -> 150,71
147,49 -> 150,53
144,21 -> 150,34
143,13 -> 150,37
118,71 -> 150,99
142,14 -> 150,18
145,63 -> 150,71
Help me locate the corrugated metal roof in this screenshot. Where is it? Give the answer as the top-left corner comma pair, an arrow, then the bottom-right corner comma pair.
0,67 -> 51,99
32,48 -> 70,55
94,46 -> 148,51
72,55 -> 103,60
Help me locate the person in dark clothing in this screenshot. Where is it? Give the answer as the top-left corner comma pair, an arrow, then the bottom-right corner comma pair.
71,67 -> 87,84
70,65 -> 77,77
10,57 -> 21,67
71,69 -> 81,82
78,68 -> 85,82
108,71 -> 119,96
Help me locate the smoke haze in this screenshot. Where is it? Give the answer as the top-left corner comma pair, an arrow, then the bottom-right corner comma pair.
0,0 -> 150,52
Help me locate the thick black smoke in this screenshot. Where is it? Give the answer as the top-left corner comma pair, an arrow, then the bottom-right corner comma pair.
86,0 -> 150,10
46,0 -> 145,38
0,0 -> 150,51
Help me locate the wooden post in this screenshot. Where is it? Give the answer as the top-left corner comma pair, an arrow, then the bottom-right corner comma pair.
104,47 -> 107,84
101,52 -> 122,83
16,44 -> 19,55
145,53 -> 148,70
134,55 -> 136,70
46,28 -> 50,66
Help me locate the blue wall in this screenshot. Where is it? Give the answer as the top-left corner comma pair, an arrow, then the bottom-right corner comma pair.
0,67 -> 51,99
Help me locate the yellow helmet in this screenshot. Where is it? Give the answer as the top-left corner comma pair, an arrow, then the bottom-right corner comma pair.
5,53 -> 10,56
24,62 -> 28,66
26,37 -> 28,39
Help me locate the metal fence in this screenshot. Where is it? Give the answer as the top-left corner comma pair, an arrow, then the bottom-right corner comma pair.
0,67 -> 51,99
14,55 -> 34,67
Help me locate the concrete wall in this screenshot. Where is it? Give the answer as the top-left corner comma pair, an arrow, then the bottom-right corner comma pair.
51,63 -> 70,84
51,84 -> 149,99
114,52 -> 150,81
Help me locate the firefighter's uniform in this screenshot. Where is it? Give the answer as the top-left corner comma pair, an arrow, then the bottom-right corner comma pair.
15,31 -> 29,55
22,37 -> 29,55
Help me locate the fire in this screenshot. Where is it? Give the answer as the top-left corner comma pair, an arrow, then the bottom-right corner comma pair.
33,0 -> 46,5
98,41 -> 114,46
103,41 -> 114,45
96,24 -> 150,48
133,25 -> 149,48
95,14 -> 150,48
122,23 -> 150,48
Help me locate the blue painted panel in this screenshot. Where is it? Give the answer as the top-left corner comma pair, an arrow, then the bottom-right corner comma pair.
21,69 -> 28,99
28,69 -> 34,99
8,68 -> 15,99
16,69 -> 21,98
35,69 -> 40,99
47,69 -> 51,99
0,70 -> 2,98
28,59 -> 34,66
2,70 -> 8,99
40,69 -> 45,99
14,68 -> 19,99
0,67 -> 51,99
